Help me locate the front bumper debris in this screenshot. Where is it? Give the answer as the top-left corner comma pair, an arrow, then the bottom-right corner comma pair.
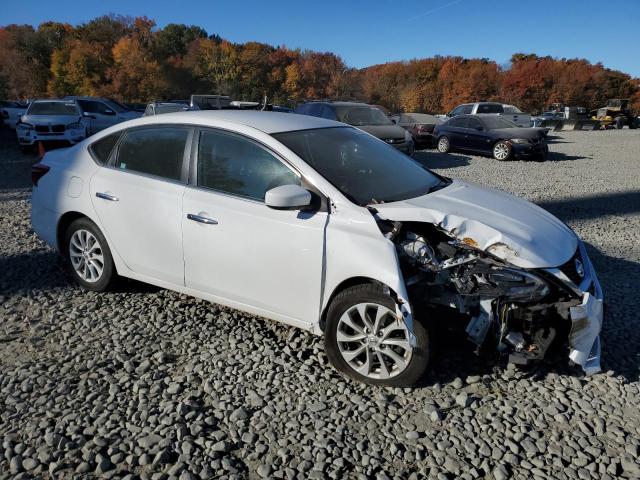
568,279 -> 603,375
549,241 -> 603,375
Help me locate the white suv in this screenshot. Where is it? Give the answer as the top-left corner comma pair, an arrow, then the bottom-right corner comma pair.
16,99 -> 88,150
30,111 -> 603,386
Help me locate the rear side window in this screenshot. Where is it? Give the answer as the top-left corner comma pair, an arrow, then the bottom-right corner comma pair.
115,127 -> 189,181
447,117 -> 465,128
78,100 -> 113,115
476,104 -> 503,114
89,133 -> 120,165
467,118 -> 483,130
197,130 -> 299,201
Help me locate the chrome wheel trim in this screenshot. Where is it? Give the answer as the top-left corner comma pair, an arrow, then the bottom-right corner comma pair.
437,137 -> 449,152
494,142 -> 510,160
336,303 -> 413,380
69,229 -> 104,283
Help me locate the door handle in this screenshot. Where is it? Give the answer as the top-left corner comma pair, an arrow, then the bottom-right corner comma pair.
96,192 -> 119,202
187,213 -> 218,225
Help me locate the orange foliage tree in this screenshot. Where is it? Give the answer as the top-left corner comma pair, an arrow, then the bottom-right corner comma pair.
0,16 -> 638,114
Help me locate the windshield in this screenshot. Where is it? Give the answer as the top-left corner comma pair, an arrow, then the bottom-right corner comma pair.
273,127 -> 443,205
334,106 -> 392,126
27,102 -> 79,116
481,116 -> 519,129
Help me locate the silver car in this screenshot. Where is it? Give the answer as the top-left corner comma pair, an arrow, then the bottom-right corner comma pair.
65,96 -> 142,135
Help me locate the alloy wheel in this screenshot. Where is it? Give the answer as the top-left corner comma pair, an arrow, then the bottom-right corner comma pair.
437,137 -> 449,152
494,142 -> 510,160
69,229 -> 104,283
336,303 -> 413,380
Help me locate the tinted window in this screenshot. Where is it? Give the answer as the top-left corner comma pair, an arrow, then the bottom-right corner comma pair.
467,118 -> 483,130
273,127 -> 442,206
450,106 -> 464,116
115,127 -> 188,181
78,100 -> 114,115
334,106 -> 392,126
482,116 -> 519,129
462,105 -> 474,114
306,104 -> 323,117
320,106 -> 336,120
197,130 -> 299,201
90,133 -> 120,164
447,117 -> 465,128
476,104 -> 503,114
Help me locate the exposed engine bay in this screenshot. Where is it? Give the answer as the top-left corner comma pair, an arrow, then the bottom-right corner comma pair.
375,217 -> 587,369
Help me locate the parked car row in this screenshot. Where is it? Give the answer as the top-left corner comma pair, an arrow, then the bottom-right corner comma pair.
14,97 -> 143,151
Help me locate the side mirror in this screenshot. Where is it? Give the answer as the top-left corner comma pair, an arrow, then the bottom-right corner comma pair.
391,119 -> 397,124
83,112 -> 96,119
265,184 -> 312,210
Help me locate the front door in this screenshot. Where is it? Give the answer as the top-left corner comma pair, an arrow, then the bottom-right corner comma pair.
78,100 -> 118,135
182,128 -> 327,326
90,125 -> 191,285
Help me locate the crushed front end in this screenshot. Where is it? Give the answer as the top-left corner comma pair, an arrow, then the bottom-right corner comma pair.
378,219 -> 603,375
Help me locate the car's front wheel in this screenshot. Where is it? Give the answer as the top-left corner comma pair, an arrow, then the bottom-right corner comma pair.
437,136 -> 451,153
493,141 -> 512,161
324,284 -> 430,387
65,217 -> 116,291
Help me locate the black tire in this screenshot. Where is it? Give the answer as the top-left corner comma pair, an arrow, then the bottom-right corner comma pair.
324,284 -> 431,387
492,140 -> 512,161
615,116 -> 624,129
629,119 -> 637,130
64,217 -> 116,291
436,136 -> 451,153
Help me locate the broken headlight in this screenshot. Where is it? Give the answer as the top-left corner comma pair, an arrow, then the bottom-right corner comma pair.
481,267 -> 550,302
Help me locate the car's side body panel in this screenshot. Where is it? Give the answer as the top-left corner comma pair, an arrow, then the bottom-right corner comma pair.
182,185 -> 328,327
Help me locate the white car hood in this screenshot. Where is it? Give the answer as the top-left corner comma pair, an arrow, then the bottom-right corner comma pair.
373,180 -> 577,269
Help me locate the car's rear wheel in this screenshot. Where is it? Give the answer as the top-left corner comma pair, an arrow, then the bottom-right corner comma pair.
437,136 -> 451,153
65,217 -> 116,291
324,284 -> 430,387
615,117 -> 624,129
493,141 -> 511,161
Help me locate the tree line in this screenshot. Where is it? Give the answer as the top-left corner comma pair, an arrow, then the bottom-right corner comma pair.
1,15 -> 638,114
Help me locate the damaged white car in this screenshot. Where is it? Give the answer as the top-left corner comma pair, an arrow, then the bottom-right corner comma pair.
30,111 -> 603,386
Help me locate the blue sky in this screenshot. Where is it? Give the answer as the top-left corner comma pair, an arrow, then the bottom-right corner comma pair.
1,0 -> 639,77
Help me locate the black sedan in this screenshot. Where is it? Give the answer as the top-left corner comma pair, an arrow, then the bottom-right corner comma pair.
433,114 -> 548,161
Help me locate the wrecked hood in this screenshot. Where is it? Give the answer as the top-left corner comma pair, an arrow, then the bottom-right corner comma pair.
373,180 -> 577,269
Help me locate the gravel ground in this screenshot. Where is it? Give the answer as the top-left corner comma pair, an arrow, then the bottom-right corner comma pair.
1,128 -> 639,479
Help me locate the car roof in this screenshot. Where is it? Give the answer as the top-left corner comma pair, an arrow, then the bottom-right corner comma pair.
110,110 -> 342,134
31,99 -> 77,103
65,96 -> 110,102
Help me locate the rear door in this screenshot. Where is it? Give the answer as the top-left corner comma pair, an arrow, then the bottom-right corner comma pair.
464,117 -> 490,151
90,125 -> 192,285
446,117 -> 468,147
182,128 -> 327,326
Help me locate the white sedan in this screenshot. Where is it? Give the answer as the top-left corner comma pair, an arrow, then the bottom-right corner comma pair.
31,111 -> 603,386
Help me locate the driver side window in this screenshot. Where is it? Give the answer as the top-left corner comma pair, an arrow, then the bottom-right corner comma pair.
197,130 -> 300,202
